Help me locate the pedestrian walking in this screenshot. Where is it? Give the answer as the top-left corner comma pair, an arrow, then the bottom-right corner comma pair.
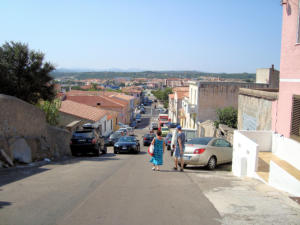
149,130 -> 165,171
173,125 -> 185,172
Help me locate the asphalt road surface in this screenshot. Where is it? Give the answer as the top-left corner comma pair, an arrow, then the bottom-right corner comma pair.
0,105 -> 221,225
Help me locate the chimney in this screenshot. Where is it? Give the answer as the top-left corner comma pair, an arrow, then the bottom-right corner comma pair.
271,64 -> 274,72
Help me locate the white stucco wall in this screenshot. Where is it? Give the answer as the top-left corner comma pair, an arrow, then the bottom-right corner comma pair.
232,131 -> 258,177
272,134 -> 300,170
239,131 -> 272,152
269,161 -> 300,197
93,116 -> 112,136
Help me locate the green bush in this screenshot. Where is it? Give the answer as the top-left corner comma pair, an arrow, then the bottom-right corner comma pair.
214,106 -> 237,128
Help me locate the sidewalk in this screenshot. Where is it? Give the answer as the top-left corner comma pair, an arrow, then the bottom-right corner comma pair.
185,165 -> 300,225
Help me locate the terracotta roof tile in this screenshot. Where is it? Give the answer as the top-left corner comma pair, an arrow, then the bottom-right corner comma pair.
173,87 -> 189,92
169,94 -> 175,99
176,91 -> 189,99
60,100 -> 107,122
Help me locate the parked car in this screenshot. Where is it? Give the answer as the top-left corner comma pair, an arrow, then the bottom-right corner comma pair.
103,131 -> 113,146
182,128 -> 198,142
130,120 -> 137,128
70,129 -> 107,156
161,127 -> 169,137
151,122 -> 158,130
126,127 -> 134,136
114,136 -> 140,154
136,114 -> 141,123
106,132 -> 122,146
181,137 -> 233,170
169,122 -> 179,128
118,128 -> 128,135
143,133 -> 155,146
165,133 -> 172,150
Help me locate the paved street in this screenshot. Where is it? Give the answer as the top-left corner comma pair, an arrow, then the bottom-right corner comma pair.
1,105 -> 300,225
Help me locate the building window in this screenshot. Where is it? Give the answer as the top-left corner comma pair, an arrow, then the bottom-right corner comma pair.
298,0 -> 300,43
290,95 -> 300,142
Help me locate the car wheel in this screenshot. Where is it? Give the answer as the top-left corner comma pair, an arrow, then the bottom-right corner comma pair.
207,156 -> 217,170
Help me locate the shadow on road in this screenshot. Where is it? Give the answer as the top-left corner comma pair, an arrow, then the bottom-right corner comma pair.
52,153 -> 120,165
0,153 -> 120,187
0,201 -> 12,209
137,118 -> 150,129
0,167 -> 50,187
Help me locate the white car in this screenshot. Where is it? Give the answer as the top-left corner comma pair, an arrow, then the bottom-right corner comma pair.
125,127 -> 134,136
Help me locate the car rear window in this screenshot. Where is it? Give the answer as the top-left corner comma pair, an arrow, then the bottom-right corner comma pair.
73,131 -> 93,138
187,137 -> 213,145
162,127 -> 168,131
119,136 -> 135,142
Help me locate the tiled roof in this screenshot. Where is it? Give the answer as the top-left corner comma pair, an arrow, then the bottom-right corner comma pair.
60,100 -> 107,122
66,90 -> 128,107
173,87 -> 189,92
176,91 -> 189,99
169,94 -> 175,99
114,94 -> 135,101
66,95 -> 125,108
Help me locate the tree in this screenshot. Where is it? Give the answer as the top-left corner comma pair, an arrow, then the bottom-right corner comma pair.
0,41 -> 56,104
214,106 -> 237,128
37,99 -> 61,126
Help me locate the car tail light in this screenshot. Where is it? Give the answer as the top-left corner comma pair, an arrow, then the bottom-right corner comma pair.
92,138 -> 97,144
144,137 -> 146,140
194,148 -> 205,154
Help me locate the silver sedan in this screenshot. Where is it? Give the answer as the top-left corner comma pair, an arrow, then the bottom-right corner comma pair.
182,137 -> 233,170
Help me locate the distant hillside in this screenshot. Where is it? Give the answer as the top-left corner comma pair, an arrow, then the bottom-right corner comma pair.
51,71 -> 255,80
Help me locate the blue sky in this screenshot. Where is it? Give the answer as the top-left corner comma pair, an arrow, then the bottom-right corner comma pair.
0,0 -> 282,73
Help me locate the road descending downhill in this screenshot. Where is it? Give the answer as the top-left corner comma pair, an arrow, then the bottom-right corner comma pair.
0,104 -> 221,225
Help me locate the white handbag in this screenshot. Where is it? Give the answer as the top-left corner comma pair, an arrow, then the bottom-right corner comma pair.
149,142 -> 154,154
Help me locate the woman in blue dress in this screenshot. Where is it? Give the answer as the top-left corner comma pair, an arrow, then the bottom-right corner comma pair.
150,130 -> 165,171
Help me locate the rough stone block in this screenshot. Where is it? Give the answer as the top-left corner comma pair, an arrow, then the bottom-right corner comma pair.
10,138 -> 32,163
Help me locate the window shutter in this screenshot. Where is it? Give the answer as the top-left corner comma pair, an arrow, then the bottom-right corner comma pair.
291,95 -> 300,141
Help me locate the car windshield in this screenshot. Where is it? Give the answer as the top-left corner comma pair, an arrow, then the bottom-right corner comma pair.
73,131 -> 93,138
110,133 -> 120,138
186,137 -> 213,145
161,127 -> 168,131
136,114 -> 141,118
119,136 -> 135,142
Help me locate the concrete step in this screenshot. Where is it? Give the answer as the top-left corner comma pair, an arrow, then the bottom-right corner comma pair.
257,152 -> 300,183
